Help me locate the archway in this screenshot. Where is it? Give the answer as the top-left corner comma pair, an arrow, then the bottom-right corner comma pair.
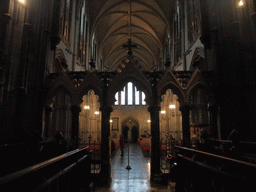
131,126 -> 139,143
122,126 -> 129,141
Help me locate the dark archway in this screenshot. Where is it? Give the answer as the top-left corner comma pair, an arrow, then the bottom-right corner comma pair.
122,126 -> 129,141
131,126 -> 139,143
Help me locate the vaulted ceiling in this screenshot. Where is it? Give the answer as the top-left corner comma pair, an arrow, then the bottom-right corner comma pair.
89,0 -> 174,72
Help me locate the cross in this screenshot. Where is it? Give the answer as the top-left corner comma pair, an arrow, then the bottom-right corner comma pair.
122,39 -> 137,56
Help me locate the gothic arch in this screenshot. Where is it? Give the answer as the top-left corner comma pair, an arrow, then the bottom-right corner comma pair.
186,81 -> 213,103
46,73 -> 75,106
76,73 -> 103,106
158,70 -> 186,104
121,117 -> 140,128
185,69 -> 214,103
108,61 -> 152,106
46,84 -> 74,106
158,82 -> 186,105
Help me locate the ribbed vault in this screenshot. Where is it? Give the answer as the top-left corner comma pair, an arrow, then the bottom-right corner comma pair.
90,0 -> 173,72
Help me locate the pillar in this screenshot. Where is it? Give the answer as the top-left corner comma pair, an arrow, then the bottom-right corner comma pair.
148,106 -> 161,178
70,105 -> 81,149
100,72 -> 112,184
50,0 -> 61,50
199,0 -> 211,48
251,0 -> 256,40
149,72 -> 161,178
100,106 -> 112,183
180,104 -> 191,147
208,105 -> 218,139
44,107 -> 53,139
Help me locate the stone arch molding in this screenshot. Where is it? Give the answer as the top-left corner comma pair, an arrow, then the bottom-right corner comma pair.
46,68 -> 213,109
46,72 -> 104,108
75,72 -> 103,106
157,68 -> 214,106
121,117 -> 140,129
185,68 -> 215,103
46,72 -> 76,106
158,70 -> 186,105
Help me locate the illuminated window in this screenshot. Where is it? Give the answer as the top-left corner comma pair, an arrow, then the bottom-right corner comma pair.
142,92 -> 146,105
121,87 -> 125,105
115,92 -> 119,105
128,82 -> 133,105
135,87 -> 140,105
115,82 -> 146,106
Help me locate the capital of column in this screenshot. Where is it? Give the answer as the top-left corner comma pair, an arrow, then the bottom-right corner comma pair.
45,107 -> 54,113
208,105 -> 218,112
100,106 -> 113,114
70,105 -> 81,113
1,13 -> 12,24
179,104 -> 191,112
148,106 -> 161,113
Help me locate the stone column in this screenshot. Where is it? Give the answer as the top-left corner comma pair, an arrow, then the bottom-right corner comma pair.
100,72 -> 112,184
199,0 -> 211,48
208,105 -> 218,139
50,0 -> 61,50
44,107 -> 53,139
251,0 -> 256,37
0,13 -> 11,62
0,0 -> 11,60
100,105 -> 112,183
148,106 -> 161,178
70,105 -> 81,149
179,104 -> 191,147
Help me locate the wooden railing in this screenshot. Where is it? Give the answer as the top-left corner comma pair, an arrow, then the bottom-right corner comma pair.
172,146 -> 256,192
0,147 -> 91,192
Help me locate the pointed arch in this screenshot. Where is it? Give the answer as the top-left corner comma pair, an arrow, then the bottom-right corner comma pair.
76,73 -> 103,106
158,70 -> 186,104
108,61 -> 152,106
46,72 -> 76,106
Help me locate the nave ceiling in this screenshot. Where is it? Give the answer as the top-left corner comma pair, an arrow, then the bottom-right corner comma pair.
88,0 -> 174,72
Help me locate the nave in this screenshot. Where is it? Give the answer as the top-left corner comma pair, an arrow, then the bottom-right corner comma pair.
94,143 -> 169,192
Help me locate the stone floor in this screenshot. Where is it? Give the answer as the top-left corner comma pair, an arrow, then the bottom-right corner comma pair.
94,143 -> 170,192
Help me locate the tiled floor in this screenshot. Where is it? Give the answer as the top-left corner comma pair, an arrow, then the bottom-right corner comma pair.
94,143 -> 170,192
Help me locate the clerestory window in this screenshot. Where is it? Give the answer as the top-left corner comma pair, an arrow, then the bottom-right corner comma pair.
115,82 -> 146,106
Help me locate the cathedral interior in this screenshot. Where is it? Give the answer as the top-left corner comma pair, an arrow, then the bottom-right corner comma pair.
1,0 -> 256,191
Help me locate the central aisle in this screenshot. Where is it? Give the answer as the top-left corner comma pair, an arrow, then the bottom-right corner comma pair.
95,143 -> 169,192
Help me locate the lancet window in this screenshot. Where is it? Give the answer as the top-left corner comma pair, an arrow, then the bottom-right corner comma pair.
174,2 -> 182,66
115,82 -> 146,106
77,1 -> 88,64
61,0 -> 72,43
187,0 -> 201,45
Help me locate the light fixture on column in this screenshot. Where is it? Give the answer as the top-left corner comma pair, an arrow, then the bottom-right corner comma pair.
95,111 -> 100,115
161,110 -> 166,114
110,119 -> 113,123
238,0 -> 244,6
169,104 -> 176,109
147,120 -> 151,123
